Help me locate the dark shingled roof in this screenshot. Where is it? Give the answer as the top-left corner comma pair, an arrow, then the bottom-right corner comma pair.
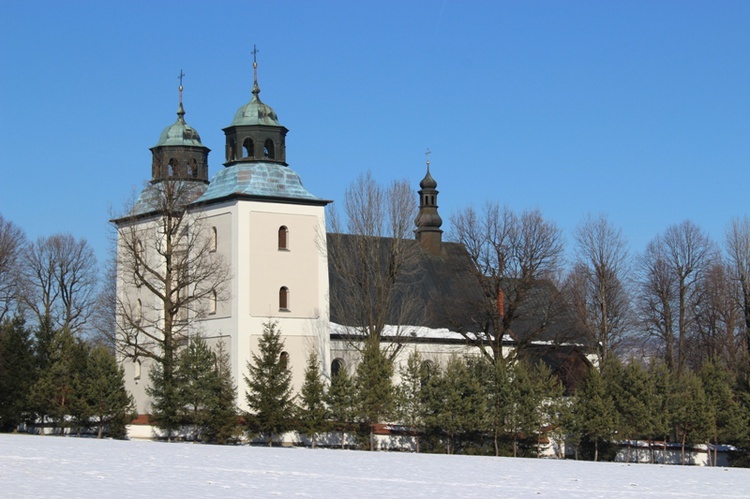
326,233 -> 591,347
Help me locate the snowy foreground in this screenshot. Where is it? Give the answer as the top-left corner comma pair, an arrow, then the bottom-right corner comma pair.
1,434 -> 749,498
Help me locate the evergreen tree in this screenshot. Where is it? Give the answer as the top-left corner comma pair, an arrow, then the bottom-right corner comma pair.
506,361 -> 541,457
396,350 -> 427,453
80,344 -> 135,439
176,335 -> 219,442
203,340 -> 239,444
530,361 -> 565,457
673,370 -> 712,465
0,318 -> 35,432
575,368 -> 618,461
481,359 -> 512,457
297,350 -> 328,448
424,356 -> 484,455
648,360 -> 680,463
147,356 -> 182,441
29,328 -> 86,434
354,337 -> 395,451
606,359 -> 653,462
326,363 -> 355,449
244,321 -> 294,446
700,361 -> 747,465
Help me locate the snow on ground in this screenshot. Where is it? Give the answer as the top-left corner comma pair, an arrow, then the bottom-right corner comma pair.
1,434 -> 749,498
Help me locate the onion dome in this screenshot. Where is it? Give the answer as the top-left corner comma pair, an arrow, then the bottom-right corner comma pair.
154,102 -> 206,147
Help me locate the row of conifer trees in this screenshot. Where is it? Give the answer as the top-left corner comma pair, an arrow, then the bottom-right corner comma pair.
148,322 -> 750,465
0,318 -> 134,438
2,318 -> 749,466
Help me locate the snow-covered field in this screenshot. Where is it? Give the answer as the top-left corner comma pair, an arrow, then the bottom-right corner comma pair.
1,434 -> 749,498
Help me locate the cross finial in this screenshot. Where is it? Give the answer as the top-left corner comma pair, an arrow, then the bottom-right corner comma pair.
425,148 -> 431,170
251,45 -> 260,95
178,69 -> 185,103
252,44 -> 259,78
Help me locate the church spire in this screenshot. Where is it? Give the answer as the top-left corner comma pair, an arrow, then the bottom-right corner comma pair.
415,149 -> 443,255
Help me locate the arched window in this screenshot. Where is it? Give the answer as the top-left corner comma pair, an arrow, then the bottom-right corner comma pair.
280,351 -> 289,368
209,289 -> 217,315
135,299 -> 142,325
243,137 -> 254,158
279,286 -> 289,310
190,159 -> 198,178
278,225 -> 288,250
168,158 -> 177,177
210,226 -> 218,252
264,139 -> 275,159
135,240 -> 144,287
331,358 -> 345,377
227,139 -> 236,161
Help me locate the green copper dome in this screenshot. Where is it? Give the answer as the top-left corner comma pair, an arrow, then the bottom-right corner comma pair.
155,103 -> 206,147
229,82 -> 281,127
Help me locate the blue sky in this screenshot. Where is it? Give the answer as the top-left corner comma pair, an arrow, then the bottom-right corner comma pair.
1,1 -> 748,267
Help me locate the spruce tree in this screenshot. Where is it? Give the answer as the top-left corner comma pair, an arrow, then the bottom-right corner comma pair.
700,361 -> 747,465
575,368 -> 618,461
147,356 -> 182,441
482,359 -> 512,457
81,344 -> 135,439
673,370 -> 712,465
176,335 -> 219,442
354,337 -> 395,451
244,321 -> 294,446
297,350 -> 328,448
530,361 -> 564,457
506,361 -> 540,457
648,360 -> 678,463
425,356 -> 484,455
396,350 -> 427,453
326,363 -> 355,449
0,318 -> 35,432
203,340 -> 239,444
606,359 -> 652,462
29,328 -> 86,434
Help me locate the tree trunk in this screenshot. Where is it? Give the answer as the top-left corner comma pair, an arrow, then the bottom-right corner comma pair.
594,439 -> 599,462
340,430 -> 345,450
681,433 -> 686,465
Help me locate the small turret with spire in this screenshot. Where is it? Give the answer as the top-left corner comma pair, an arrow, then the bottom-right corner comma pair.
223,45 -> 288,166
149,71 -> 210,183
415,149 -> 443,255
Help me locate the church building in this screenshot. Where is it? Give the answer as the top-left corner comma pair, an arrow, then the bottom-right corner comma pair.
114,56 -> 591,438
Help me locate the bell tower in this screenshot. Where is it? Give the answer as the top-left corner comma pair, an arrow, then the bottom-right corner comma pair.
415,149 -> 443,255
149,71 -> 210,183
222,46 -> 288,167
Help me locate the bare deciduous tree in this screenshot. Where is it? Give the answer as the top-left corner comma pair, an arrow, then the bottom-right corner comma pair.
691,258 -> 742,370
114,180 -> 230,377
24,234 -> 98,334
449,203 -> 566,363
564,214 -> 632,367
726,216 -> 750,355
327,171 -> 420,357
637,220 -> 715,375
0,214 -> 27,322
